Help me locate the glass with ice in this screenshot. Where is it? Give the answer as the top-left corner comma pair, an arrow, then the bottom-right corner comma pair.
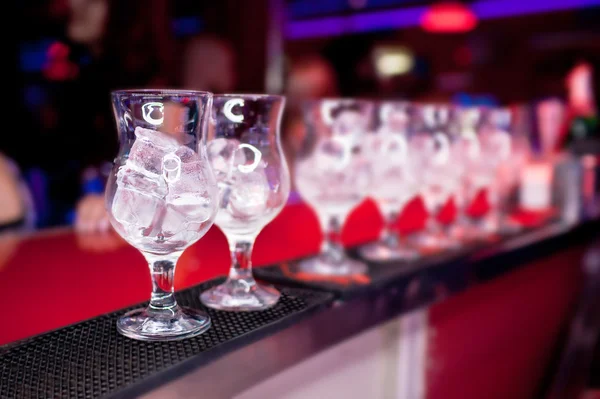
200,94 -> 290,311
105,90 -> 218,341
294,99 -> 374,276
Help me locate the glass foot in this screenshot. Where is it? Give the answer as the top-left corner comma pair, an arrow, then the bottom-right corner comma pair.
499,218 -> 523,234
117,306 -> 211,341
359,241 -> 420,262
200,279 -> 280,311
474,216 -> 518,237
449,223 -> 482,242
297,256 -> 368,276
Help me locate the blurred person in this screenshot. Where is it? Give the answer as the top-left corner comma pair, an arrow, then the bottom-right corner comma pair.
536,97 -> 567,157
285,55 -> 339,107
0,154 -> 27,232
561,58 -> 599,154
182,35 -> 237,93
17,0 -> 176,232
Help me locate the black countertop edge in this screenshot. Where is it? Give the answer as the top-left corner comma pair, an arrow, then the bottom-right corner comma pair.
136,219 -> 600,398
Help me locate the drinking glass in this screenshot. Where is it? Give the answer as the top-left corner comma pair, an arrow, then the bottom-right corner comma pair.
295,99 -> 374,275
359,101 -> 420,262
106,90 -> 218,341
449,106 -> 488,242
200,94 -> 290,311
478,107 -> 519,234
409,103 -> 462,251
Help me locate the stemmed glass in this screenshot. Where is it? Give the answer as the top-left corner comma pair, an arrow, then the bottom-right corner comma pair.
106,90 -> 218,341
449,106 -> 488,242
294,99 -> 374,275
477,107 -> 518,234
200,94 -> 290,311
409,103 -> 462,251
359,101 -> 420,262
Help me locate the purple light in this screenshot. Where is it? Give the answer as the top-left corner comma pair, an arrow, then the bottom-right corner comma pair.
286,6 -> 427,39
285,0 -> 600,39
474,0 -> 600,19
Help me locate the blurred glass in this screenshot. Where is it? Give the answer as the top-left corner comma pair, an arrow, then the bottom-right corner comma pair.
409,103 -> 462,251
448,105 -> 486,242
477,107 -> 522,234
295,99 -> 373,275
359,101 -> 420,262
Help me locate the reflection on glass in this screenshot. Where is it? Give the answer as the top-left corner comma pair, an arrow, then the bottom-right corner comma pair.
106,90 -> 218,341
200,94 -> 290,311
294,99 -> 373,275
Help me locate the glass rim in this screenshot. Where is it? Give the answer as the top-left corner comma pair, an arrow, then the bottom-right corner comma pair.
301,97 -> 376,106
111,89 -> 213,97
212,93 -> 285,101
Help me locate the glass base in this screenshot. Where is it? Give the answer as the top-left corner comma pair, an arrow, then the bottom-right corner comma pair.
297,256 -> 368,276
476,216 -> 522,236
200,279 -> 280,311
500,219 -> 523,234
359,241 -> 420,262
117,306 -> 211,341
412,230 -> 461,252
449,223 -> 482,242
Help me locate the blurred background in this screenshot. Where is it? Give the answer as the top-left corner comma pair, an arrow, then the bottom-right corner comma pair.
6,0 -> 600,231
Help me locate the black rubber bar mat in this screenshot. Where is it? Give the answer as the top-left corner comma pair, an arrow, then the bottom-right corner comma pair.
254,219 -> 599,300
0,279 -> 333,399
254,241 -> 478,299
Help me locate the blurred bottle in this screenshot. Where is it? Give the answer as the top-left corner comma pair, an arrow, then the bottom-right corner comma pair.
562,62 -> 599,155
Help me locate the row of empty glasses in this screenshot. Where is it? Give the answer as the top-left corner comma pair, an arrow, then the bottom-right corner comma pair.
106,90 -> 531,341
295,99 -> 530,275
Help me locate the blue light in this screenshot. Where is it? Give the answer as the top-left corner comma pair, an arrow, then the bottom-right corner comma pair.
20,40 -> 53,73
23,85 -> 47,109
172,16 -> 204,37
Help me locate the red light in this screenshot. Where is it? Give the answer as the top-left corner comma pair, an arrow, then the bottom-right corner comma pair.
421,2 -> 478,33
47,42 -> 70,59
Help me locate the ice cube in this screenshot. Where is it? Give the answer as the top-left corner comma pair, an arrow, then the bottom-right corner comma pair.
207,138 -> 247,180
111,166 -> 167,233
127,127 -> 180,176
134,126 -> 180,149
227,167 -> 270,218
165,147 -> 214,209
162,145 -> 215,239
160,199 -> 213,244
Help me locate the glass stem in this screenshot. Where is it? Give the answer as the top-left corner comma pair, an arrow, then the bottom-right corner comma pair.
455,187 -> 471,226
487,186 -> 501,222
144,252 -> 181,312
321,215 -> 345,264
427,211 -> 443,235
382,212 -> 400,248
227,240 -> 255,282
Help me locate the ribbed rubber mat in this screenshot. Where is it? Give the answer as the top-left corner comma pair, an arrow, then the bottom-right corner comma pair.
0,278 -> 332,399
254,220 -> 584,299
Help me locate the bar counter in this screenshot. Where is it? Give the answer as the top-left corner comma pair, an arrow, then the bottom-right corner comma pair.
1,198 -> 598,398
